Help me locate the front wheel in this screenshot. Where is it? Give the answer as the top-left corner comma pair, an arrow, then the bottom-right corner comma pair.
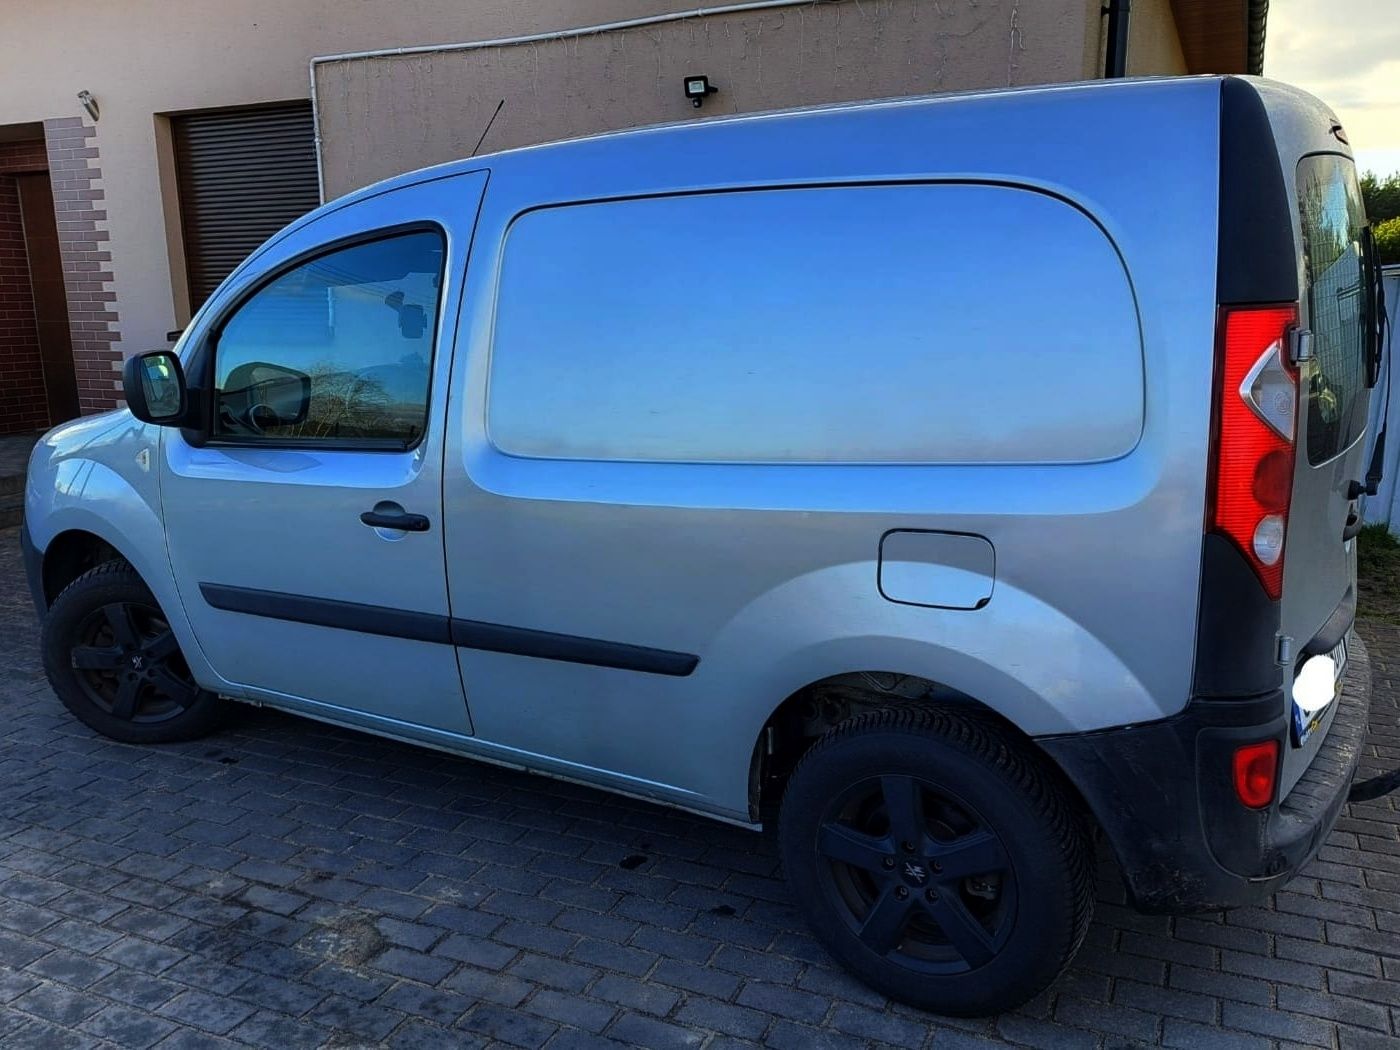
42,561 -> 223,744
778,707 -> 1093,1016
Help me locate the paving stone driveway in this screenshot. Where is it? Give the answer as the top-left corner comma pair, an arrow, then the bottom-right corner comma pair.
2,526 -> 1399,1049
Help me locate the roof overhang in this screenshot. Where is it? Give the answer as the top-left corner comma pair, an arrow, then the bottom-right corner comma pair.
1170,0 -> 1269,75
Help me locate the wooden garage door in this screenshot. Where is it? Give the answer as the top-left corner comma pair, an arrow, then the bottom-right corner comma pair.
173,102 -> 320,311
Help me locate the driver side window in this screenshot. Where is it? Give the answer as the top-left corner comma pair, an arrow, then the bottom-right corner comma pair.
212,229 -> 445,448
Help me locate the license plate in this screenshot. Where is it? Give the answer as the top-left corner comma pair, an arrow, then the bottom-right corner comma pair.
1291,637 -> 1347,747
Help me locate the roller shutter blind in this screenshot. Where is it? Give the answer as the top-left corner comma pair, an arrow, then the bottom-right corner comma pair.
173,102 -> 320,311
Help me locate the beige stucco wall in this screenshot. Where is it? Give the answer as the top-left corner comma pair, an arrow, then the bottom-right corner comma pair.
1126,0 -> 1188,77
315,0 -> 1097,198
0,0 -> 1158,360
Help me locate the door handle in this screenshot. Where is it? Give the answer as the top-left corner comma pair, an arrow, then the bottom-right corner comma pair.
360,509 -> 431,533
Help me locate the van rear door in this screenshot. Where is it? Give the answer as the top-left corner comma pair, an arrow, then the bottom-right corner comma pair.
1197,82 -> 1380,800
1278,152 -> 1376,795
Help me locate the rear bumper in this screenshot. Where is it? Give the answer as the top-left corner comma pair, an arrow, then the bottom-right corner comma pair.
1039,635 -> 1370,912
19,518 -> 46,618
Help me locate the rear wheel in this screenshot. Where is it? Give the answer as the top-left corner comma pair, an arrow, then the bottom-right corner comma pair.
778,707 -> 1092,1016
42,561 -> 223,743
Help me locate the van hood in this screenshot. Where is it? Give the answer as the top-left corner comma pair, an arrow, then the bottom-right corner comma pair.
27,408 -> 161,513
36,409 -> 140,463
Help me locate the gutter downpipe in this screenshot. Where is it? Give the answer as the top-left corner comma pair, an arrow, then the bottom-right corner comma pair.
1103,0 -> 1131,79
1246,0 -> 1269,76
306,0 -> 835,203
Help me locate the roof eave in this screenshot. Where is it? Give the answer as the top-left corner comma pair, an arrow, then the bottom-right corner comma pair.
1170,0 -> 1269,76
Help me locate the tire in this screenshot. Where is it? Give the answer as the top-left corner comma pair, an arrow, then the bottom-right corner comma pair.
778,706 -> 1092,1016
41,560 -> 223,744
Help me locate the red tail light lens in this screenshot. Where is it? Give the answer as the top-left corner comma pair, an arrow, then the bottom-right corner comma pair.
1209,306 -> 1299,600
1232,739 -> 1280,809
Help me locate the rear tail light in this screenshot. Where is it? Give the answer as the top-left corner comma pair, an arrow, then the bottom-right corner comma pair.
1209,306 -> 1299,600
1232,739 -> 1280,809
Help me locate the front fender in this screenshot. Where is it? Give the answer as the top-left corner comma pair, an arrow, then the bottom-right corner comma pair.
24,418 -> 224,691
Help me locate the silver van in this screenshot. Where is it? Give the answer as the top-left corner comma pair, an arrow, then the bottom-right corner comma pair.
21,75 -> 1385,1015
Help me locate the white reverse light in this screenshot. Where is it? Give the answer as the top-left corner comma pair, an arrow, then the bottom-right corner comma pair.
1253,514 -> 1286,566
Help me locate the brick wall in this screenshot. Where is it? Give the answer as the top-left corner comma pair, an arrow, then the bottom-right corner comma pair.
43,119 -> 121,414
0,141 -> 49,434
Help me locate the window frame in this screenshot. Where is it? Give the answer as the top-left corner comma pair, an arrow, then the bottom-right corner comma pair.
191,221 -> 449,454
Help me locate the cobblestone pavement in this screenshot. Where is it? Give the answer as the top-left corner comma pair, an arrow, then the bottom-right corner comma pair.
2,526 -> 1399,1049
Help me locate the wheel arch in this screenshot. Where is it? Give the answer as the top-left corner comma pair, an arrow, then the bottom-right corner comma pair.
700,561 -> 1163,821
40,528 -> 128,606
747,669 -> 1098,837
30,504 -> 218,690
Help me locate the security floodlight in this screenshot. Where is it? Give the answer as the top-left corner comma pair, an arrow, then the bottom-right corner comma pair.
683,75 -> 717,109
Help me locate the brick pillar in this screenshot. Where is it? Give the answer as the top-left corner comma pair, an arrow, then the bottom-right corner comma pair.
42,118 -> 122,414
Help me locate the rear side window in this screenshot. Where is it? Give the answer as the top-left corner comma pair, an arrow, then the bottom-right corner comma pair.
487,185 -> 1143,465
1297,155 -> 1371,465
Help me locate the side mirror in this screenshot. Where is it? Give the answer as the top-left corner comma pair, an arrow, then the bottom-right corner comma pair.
123,351 -> 189,425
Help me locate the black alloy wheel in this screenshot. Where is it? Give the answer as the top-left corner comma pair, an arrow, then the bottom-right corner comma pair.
816,773 -> 1016,974
70,600 -> 200,723
779,707 -> 1092,1015
42,561 -> 223,743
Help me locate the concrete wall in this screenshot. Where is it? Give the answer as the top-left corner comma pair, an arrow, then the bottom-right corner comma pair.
0,0 -> 1170,368
315,0 -> 1099,198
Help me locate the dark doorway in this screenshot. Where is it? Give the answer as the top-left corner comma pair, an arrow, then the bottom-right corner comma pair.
16,173 -> 80,424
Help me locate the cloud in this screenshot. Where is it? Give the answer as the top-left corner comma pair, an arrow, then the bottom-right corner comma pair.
1266,0 -> 1400,158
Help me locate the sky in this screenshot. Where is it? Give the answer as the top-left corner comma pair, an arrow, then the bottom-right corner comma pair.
1265,0 -> 1400,176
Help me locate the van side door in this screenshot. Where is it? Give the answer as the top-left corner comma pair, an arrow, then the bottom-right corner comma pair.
159,172 -> 486,736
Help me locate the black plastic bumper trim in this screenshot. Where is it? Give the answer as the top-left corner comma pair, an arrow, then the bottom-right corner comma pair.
1039,635 -> 1371,913
199,583 -> 698,677
1192,534 -> 1282,698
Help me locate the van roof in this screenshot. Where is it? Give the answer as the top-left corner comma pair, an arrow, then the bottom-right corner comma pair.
328,74 -> 1237,207
270,73 -> 1336,271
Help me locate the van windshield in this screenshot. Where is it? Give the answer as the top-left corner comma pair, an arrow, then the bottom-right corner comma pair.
1297,154 -> 1373,465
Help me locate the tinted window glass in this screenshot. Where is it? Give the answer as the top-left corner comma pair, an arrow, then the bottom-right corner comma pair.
213,230 -> 444,447
488,185 -> 1143,464
1297,155 -> 1370,465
